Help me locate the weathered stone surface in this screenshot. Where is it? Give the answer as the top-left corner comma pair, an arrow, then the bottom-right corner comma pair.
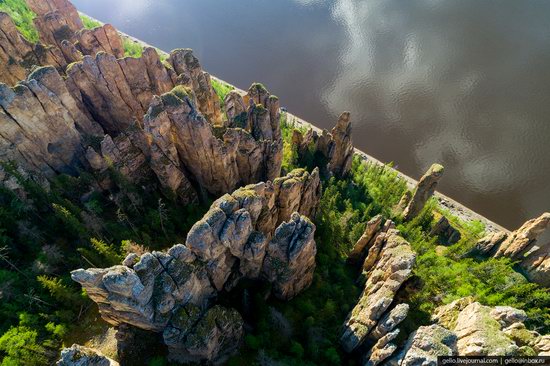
57,344 -> 119,366
0,12 -> 68,85
453,302 -> 519,355
471,231 -> 508,256
430,215 -> 461,245
432,297 -> 475,330
389,324 -> 457,366
521,241 -> 550,287
495,212 -> 550,259
224,90 -> 247,128
168,49 -> 223,125
164,305 -> 244,364
330,111 -> 353,177
67,49 -> 175,134
262,213 -> 317,299
341,230 -> 416,352
27,0 -> 83,49
143,85 -> 282,196
348,215 -> 383,264
74,24 -> 124,59
533,335 -> 550,356
0,66 -> 103,177
402,163 -> 444,221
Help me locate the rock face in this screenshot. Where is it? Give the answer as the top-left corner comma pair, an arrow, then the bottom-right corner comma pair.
471,212 -> 550,287
67,48 -> 176,134
0,66 -> 101,177
348,215 -> 383,264
26,0 -> 84,49
0,12 -> 68,85
388,325 -> 458,366
430,215 -> 461,245
168,49 -> 223,126
329,111 -> 354,177
72,170 -> 320,363
341,229 -> 416,354
74,24 -> 124,59
431,298 -> 550,357
291,112 -> 353,177
401,164 -> 444,221
143,84 -> 282,197
57,344 -> 119,366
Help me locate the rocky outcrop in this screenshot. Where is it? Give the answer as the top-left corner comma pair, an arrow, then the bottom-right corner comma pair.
388,325 -> 457,366
262,213 -> 316,299
0,66 -> 102,177
143,84 -> 282,196
163,305 -> 244,365
431,298 -> 549,356
348,215 -> 383,264
74,24 -> 124,59
470,213 -> 550,287
67,48 -> 176,134
341,230 -> 416,353
168,49 -> 223,126
430,215 -> 461,245
329,111 -> 353,177
0,12 -> 68,85
291,112 -> 353,177
224,90 -> 247,128
72,170 -> 320,363
57,344 -> 119,366
26,0 -> 84,49
400,164 -> 444,221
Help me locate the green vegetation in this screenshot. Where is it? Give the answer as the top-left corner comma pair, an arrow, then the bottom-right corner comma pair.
0,0 -> 39,42
0,162 -> 208,365
211,77 -> 234,108
80,14 -> 101,30
122,38 -> 144,58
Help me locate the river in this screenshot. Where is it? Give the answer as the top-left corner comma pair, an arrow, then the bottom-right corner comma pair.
72,0 -> 550,230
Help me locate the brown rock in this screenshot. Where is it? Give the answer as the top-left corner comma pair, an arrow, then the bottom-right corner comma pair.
520,241 -> 550,287
74,24 -> 124,58
57,344 -> 119,366
168,49 -> 223,125
348,215 -> 384,264
494,212 -> 550,259
330,111 -> 353,177
27,0 -> 83,49
224,90 -> 247,128
430,215 -> 461,245
471,231 -> 508,256
402,164 -> 444,221
341,231 -> 416,352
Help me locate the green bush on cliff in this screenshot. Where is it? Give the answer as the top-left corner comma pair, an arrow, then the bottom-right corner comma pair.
0,0 -> 39,43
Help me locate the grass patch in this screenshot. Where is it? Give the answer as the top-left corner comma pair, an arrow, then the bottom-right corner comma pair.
0,0 -> 39,43
211,77 -> 234,108
80,14 -> 102,30
122,38 -> 144,58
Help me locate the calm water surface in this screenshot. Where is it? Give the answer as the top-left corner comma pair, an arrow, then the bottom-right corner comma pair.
73,0 -> 550,230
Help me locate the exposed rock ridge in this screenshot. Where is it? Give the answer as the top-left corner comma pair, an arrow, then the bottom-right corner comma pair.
472,212 -> 550,287
57,344 -> 119,366
71,169 -> 320,363
0,12 -> 68,85
0,66 -> 102,177
400,163 -> 444,221
292,111 -> 353,177
341,226 -> 416,364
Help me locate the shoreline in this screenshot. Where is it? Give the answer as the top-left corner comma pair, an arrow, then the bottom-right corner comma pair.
89,13 -> 509,234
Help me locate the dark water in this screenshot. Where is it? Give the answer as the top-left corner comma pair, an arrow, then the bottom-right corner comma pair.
72,0 -> 550,230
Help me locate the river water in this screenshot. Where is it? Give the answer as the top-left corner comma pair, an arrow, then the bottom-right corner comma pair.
72,0 -> 550,230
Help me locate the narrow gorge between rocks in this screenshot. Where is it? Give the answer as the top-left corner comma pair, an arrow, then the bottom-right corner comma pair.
0,1 -> 549,366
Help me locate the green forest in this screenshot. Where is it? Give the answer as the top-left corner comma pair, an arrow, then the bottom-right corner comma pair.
0,0 -> 549,365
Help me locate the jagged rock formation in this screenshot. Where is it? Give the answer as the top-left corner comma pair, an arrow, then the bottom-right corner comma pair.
430,215 -> 461,245
432,297 -> 550,356
0,66 -> 102,177
224,90 -> 247,127
26,0 -> 84,49
0,12 -> 68,85
74,24 -> 124,59
168,49 -> 223,126
400,163 -> 444,221
471,212 -> 550,287
57,344 -> 119,366
291,112 -> 353,177
341,229 -> 416,356
72,169 -> 320,363
348,215 -> 383,264
142,84 -> 282,196
388,325 -> 457,366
